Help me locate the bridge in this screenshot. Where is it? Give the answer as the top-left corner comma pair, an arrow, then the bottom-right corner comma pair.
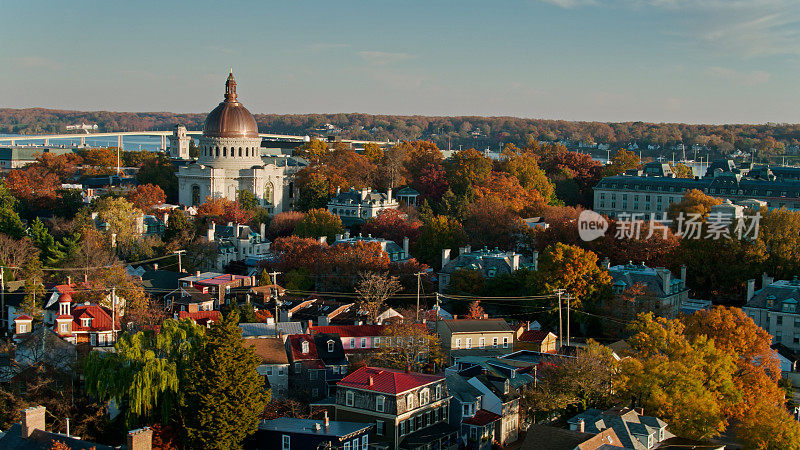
0,131 -> 394,150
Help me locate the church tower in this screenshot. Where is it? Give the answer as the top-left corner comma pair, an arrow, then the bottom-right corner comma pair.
169,124 -> 190,159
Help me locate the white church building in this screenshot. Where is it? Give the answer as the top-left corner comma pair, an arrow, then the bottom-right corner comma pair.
176,72 -> 291,213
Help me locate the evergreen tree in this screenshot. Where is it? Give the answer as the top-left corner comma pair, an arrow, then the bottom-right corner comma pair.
180,311 -> 269,449
20,257 -> 45,320
0,183 -> 25,238
28,218 -> 60,266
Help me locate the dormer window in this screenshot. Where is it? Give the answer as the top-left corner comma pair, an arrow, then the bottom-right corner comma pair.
81,317 -> 92,328
327,340 -> 334,352
301,341 -> 309,354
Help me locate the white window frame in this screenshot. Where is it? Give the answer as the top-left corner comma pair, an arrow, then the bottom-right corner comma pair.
361,337 -> 367,348
455,338 -> 461,349
361,435 -> 368,450
479,337 -> 485,348
60,323 -> 68,333
346,390 -> 354,406
301,341 -> 309,354
349,338 -> 355,348
407,394 -> 414,411
81,317 -> 91,327
419,388 -> 429,405
376,420 -> 385,436
502,337 -> 509,348
344,442 -> 350,450
466,338 -> 472,349
376,395 -> 385,412
492,337 -> 498,348
328,340 -> 335,352
282,435 -> 290,450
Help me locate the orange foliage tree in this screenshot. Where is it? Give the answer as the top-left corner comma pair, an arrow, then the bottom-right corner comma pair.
126,183 -> 166,212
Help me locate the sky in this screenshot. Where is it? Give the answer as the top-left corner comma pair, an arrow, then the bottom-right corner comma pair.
1,0 -> 800,124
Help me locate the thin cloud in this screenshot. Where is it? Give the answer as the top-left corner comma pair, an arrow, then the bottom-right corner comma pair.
705,66 -> 771,86
358,51 -> 414,66
539,0 -> 598,8
16,56 -> 62,70
308,43 -> 350,51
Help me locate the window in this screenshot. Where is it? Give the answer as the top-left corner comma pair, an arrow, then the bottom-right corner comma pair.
349,338 -> 355,348
278,366 -> 285,376
328,340 -> 335,352
361,338 -> 367,348
301,341 -> 309,354
361,436 -> 368,450
374,337 -> 380,346
282,435 -> 290,450
60,323 -> 68,333
463,403 -> 471,417
492,337 -> 498,348
376,420 -> 385,436
81,317 -> 92,327
310,370 -> 317,380
419,388 -> 430,405
312,388 -> 319,397
346,390 -> 354,406
436,384 -> 442,400
479,337 -> 485,348
376,395 -> 385,412
466,338 -> 472,349
455,338 -> 462,349
266,366 -> 273,376
778,316 -> 784,325
400,420 -> 407,436
331,366 -> 339,375
407,394 -> 414,410
502,337 -> 509,348
435,407 -> 440,422
344,442 -> 350,450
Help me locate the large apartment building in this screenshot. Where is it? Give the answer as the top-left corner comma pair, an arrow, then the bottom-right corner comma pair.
593,161 -> 800,218
743,274 -> 800,351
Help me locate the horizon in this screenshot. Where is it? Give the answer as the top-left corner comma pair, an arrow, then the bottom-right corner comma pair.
3,1 -> 800,125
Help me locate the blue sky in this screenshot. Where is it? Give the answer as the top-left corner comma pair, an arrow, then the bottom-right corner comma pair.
1,0 -> 799,124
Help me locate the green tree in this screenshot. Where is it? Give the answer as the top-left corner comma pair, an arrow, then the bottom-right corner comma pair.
20,256 -> 45,320
180,311 -> 268,449
416,215 -> 467,268
295,139 -> 329,162
162,209 -> 196,251
28,218 -> 60,266
237,189 -> 259,211
294,208 -> 343,243
295,173 -> 331,212
444,148 -> 492,195
84,319 -> 206,427
0,183 -> 25,238
603,149 -> 640,176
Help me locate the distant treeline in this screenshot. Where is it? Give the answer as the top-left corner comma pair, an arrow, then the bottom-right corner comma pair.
2,108 -> 800,158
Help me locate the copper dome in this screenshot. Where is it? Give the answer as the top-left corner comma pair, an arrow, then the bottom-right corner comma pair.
202,72 -> 259,138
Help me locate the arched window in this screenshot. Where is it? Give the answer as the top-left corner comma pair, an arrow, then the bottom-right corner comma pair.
239,147 -> 242,157
264,182 -> 274,205
223,147 -> 227,157
245,147 -> 249,157
215,147 -> 220,157
191,185 -> 200,206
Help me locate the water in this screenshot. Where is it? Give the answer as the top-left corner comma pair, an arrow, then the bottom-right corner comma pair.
0,133 -> 182,152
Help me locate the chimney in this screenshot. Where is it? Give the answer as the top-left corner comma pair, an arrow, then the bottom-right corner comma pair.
323,411 -> 330,429
601,257 -> 611,270
680,264 -> 687,282
67,276 -> 71,285
747,279 -> 756,301
387,188 -> 392,201
21,406 -> 46,438
336,234 -> 343,241
83,273 -> 88,284
441,249 -> 451,269
196,270 -> 201,276
336,186 -> 341,195
319,236 -> 327,244
762,272 -> 774,288
360,188 -> 369,201
511,253 -> 520,271
532,251 -> 539,271
576,418 -> 585,433
368,375 -> 374,386
163,213 -> 169,226
403,237 -> 409,257
126,427 -> 154,450
344,230 -> 350,239
153,263 -> 158,271
657,268 -> 671,294
207,222 -> 216,241
260,222 -> 266,238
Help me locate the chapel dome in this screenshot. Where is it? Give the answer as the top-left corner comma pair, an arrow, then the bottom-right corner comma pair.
202,71 -> 259,139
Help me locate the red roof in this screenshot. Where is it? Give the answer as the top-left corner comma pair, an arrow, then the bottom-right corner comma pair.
55,314 -> 73,320
287,334 -> 320,360
338,366 -> 443,395
178,310 -> 221,326
462,409 -> 502,426
255,310 -> 273,321
71,304 -> 115,332
14,315 -> 32,321
517,330 -> 553,343
310,324 -> 387,337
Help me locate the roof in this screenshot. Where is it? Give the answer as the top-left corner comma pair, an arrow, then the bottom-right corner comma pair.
445,373 -> 483,403
242,338 -> 289,365
568,407 -> 667,450
522,424 -> 625,450
608,263 -> 685,298
442,318 -> 512,334
239,321 -> 303,338
441,248 -> 525,276
178,310 -> 221,326
309,324 -> 388,338
203,72 -> 258,138
286,334 -> 320,361
517,330 -> 555,343
258,418 -> 372,438
313,333 -> 347,366
0,423 -> 116,450
745,277 -> 800,311
462,409 -> 501,426
338,366 -> 443,395
71,304 -> 116,332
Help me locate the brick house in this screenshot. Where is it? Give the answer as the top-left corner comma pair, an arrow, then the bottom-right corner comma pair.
334,366 -> 458,450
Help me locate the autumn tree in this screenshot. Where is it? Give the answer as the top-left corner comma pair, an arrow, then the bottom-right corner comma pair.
294,139 -> 329,162
497,144 -> 555,203
161,209 -> 196,251
196,197 -> 253,225
294,208 -> 343,243
372,322 -> 446,374
533,243 -> 611,308
465,300 -> 485,319
266,211 -> 306,239
603,149 -> 640,176
667,189 -> 722,221
446,270 -> 486,296
444,148 -> 492,195
180,311 -> 268,449
756,207 -> 800,279
473,172 -> 546,215
126,183 -> 166,212
601,282 -> 664,338
136,155 -> 179,203
670,163 -> 693,178
462,197 -> 524,250
620,313 -> 739,440
92,196 -> 141,246
362,142 -> 383,163
354,272 -> 403,323
361,209 -> 422,248
0,234 -> 40,280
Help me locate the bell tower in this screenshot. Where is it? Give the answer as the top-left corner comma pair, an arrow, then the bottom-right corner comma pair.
169,124 -> 191,160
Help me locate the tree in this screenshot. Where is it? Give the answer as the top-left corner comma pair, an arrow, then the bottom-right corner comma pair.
126,184 -> 166,212
462,197 -> 524,250
136,155 -> 178,203
237,189 -> 260,211
756,208 -> 800,279
534,243 -> 611,308
92,197 -> 141,247
354,272 -> 403,323
0,234 -> 38,280
124,297 -> 169,332
294,139 -> 329,162
294,172 -> 332,211
362,142 -> 383,163
667,189 -> 722,221
474,172 -> 546,215
670,163 -> 693,178
444,148 -> 492,195
361,209 -> 422,248
601,282 -> 664,338
266,211 -> 305,239
180,311 -> 268,449
603,149 -> 640,176
196,197 -> 253,225
620,313 -> 740,440
372,321 -> 446,374
294,208 -> 343,243
0,183 -> 26,238
162,209 -> 196,251
20,257 -> 45,320
465,300 -> 485,319
498,144 -> 555,203
84,319 -> 206,427
415,215 -> 467,268
446,270 -> 485,296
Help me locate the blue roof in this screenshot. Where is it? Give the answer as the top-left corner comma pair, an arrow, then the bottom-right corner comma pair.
259,418 -> 372,438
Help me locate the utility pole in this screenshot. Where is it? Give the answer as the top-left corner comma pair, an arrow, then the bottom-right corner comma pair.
415,272 -> 424,322
1,267 -> 5,332
554,289 -> 565,350
268,271 -> 282,333
566,294 -> 571,347
111,287 -> 117,342
172,250 -> 185,273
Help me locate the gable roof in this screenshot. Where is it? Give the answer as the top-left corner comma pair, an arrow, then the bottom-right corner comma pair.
338,366 -> 443,395
242,338 -> 289,365
442,319 -> 512,334
178,310 -> 220,326
517,330 -> 555,343
310,324 -> 388,337
239,321 -> 303,338
286,334 -> 320,361
70,304 -> 116,332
